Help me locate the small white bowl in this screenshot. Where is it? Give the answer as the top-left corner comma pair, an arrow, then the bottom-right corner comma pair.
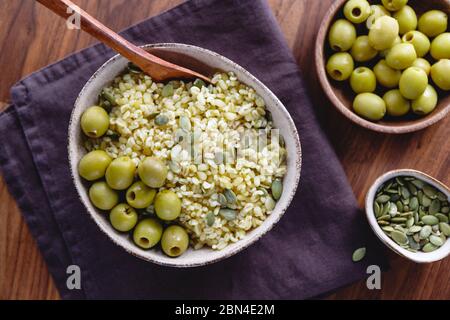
68,43 -> 302,267
366,169 -> 450,263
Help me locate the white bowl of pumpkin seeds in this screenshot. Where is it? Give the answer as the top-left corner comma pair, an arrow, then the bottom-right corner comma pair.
366,169 -> 450,263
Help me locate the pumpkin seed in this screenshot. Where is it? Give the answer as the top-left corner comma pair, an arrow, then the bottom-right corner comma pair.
400,211 -> 413,217
376,195 -> 390,204
437,192 -> 448,202
162,84 -> 174,97
391,230 -> 408,245
218,193 -> 227,207
224,189 -> 237,205
391,217 -> 407,223
421,215 -> 439,226
421,195 -> 431,207
352,247 -> 366,262
155,114 -> 169,126
422,243 -> 438,252
396,177 -> 405,186
406,217 -> 415,228
407,182 -> 418,195
409,197 -> 419,210
377,214 -> 391,221
414,211 -> 419,224
193,79 -> 206,89
442,207 -> 450,214
374,202 -> 381,217
378,220 -> 390,226
408,236 -> 420,250
401,186 -> 410,199
396,201 -> 404,212
429,235 -> 444,247
423,185 -> 437,199
411,179 -> 425,189
382,226 -> 395,232
409,225 -> 422,233
439,223 -> 450,236
127,62 -> 142,73
271,179 -> 283,200
206,212 -> 215,227
419,225 -> 432,239
413,233 -> 421,243
381,203 -> 390,216
101,88 -> 117,106
389,202 -> 398,216
219,209 -> 237,221
265,196 -> 276,211
435,213 -> 449,223
429,199 -> 441,215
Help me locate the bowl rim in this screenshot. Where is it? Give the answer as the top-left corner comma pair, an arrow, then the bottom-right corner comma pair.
314,0 -> 450,134
365,169 -> 450,263
67,43 -> 302,267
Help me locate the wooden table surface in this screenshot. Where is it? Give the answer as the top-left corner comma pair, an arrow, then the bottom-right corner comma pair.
0,0 -> 449,300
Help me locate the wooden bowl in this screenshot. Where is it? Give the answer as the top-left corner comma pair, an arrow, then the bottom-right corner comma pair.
315,0 -> 450,134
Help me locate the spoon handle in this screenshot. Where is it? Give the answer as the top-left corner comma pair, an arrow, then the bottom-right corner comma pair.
35,0 -> 210,82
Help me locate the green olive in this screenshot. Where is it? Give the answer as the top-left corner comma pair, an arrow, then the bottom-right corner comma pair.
126,181 -> 157,209
351,36 -> 378,62
105,157 -> 136,190
412,85 -> 438,116
412,58 -> 431,75
80,106 -> 109,138
383,89 -> 411,117
380,36 -> 401,58
381,0 -> 408,11
138,157 -> 168,188
353,93 -> 386,121
374,59 -> 402,88
430,33 -> 450,60
328,19 -> 357,52
366,4 -> 391,29
154,190 -> 182,221
109,203 -> 138,232
386,43 -> 417,70
133,218 -> 163,249
399,67 -> 428,100
402,31 -> 431,58
161,225 -> 189,257
89,181 -> 119,211
78,150 -> 112,181
393,5 -> 417,35
418,10 -> 448,38
431,59 -> 450,91
326,52 -> 354,81
369,16 -> 400,50
350,67 -> 376,93
344,0 -> 371,24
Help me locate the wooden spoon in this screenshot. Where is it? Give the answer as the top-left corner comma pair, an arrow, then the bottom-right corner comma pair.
36,0 -> 211,82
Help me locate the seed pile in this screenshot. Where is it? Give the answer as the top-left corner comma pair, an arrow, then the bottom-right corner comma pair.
374,176 -> 450,253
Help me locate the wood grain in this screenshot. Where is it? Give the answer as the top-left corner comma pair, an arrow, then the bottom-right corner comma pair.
0,0 -> 448,300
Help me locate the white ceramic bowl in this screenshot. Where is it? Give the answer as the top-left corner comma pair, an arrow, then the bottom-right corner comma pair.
68,43 -> 302,267
366,169 -> 450,263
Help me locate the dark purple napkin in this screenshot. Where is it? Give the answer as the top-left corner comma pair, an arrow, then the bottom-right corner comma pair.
0,0 -> 387,299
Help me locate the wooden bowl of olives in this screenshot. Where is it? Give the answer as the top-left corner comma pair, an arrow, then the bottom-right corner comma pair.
315,0 -> 450,134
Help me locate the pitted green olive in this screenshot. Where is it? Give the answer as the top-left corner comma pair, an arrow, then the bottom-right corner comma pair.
138,157 -> 168,188
110,203 -> 138,232
154,190 -> 182,221
89,181 -> 119,211
81,106 -> 110,138
78,150 -> 112,181
161,225 -> 189,257
126,181 -> 157,209
105,157 -> 136,190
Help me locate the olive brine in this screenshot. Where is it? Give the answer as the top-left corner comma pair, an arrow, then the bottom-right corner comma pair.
374,176 -> 450,253
326,0 -> 450,121
79,110 -> 189,258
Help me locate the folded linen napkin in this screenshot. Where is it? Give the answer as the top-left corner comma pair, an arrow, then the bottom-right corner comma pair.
0,0 -> 387,299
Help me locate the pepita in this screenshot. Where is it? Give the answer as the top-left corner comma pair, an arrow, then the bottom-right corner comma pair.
429,235 -> 444,247
376,195 -> 390,204
155,114 -> 169,126
439,222 -> 450,236
391,230 -> 408,245
435,213 -> 449,223
219,208 -> 237,221
224,189 -> 237,205
162,84 -> 174,97
421,215 -> 439,226
419,225 -> 432,239
423,185 -> 438,199
271,179 -> 283,201
352,247 -> 366,262
429,199 -> 441,215
422,243 -> 438,253
206,212 -> 215,227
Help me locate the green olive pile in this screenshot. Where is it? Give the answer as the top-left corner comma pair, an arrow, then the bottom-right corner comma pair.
79,106 -> 189,258
326,0 -> 450,122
